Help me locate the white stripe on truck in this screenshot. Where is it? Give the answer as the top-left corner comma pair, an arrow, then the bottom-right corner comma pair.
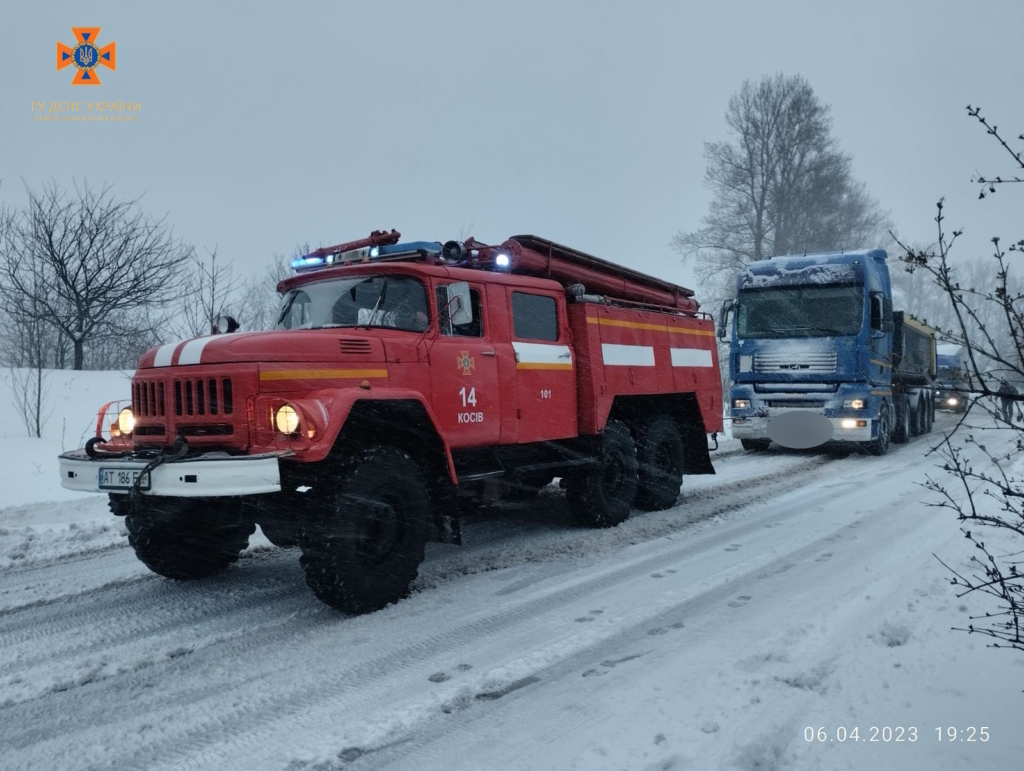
601,343 -> 655,366
670,347 -> 713,367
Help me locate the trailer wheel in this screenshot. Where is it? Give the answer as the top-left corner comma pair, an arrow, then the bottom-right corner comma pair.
124,497 -> 254,580
567,419 -> 638,527
740,439 -> 771,452
925,396 -> 935,431
910,397 -> 923,437
866,404 -> 892,456
634,415 -> 685,511
893,396 -> 911,444
299,447 -> 430,613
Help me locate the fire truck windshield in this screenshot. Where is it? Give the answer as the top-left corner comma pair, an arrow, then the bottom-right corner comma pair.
275,274 -> 430,332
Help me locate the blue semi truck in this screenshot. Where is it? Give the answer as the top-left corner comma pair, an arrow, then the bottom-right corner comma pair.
717,249 -> 937,455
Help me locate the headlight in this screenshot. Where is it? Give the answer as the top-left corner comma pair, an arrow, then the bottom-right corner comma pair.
733,398 -> 750,409
947,398 -> 958,405
275,404 -> 300,435
117,408 -> 135,435
843,399 -> 865,409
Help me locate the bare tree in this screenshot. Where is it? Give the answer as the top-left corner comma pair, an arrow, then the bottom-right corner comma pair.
0,181 -> 192,369
893,105 -> 1024,653
673,73 -> 892,291
171,247 -> 242,339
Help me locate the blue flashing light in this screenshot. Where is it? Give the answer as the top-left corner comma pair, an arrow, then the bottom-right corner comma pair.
291,255 -> 326,269
369,246 -> 380,258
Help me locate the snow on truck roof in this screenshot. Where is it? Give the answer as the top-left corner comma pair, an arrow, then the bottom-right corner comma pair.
739,249 -> 885,288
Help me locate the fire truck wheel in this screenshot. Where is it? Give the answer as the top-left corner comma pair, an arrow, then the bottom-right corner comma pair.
298,447 -> 430,613
634,415 -> 685,511
567,419 -> 638,528
122,497 -> 254,580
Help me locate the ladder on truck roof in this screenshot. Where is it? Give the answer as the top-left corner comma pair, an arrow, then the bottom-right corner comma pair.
506,235 -> 697,313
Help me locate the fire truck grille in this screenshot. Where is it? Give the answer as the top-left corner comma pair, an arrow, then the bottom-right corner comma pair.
754,352 -> 837,373
173,378 -> 234,417
339,338 -> 373,355
132,380 -> 165,417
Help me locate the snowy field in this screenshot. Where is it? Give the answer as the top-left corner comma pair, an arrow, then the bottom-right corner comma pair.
1,370 -> 1023,770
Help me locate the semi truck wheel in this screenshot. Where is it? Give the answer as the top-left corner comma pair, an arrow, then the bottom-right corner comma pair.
741,439 -> 771,452
299,447 -> 430,613
866,404 -> 892,456
910,398 -> 923,437
567,419 -> 638,527
122,497 -> 254,580
634,414 -> 685,511
893,396 -> 911,444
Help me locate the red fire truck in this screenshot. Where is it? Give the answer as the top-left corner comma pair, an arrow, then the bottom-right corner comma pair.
59,231 -> 723,612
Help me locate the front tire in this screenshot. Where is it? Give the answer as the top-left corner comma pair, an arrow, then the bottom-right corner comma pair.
299,447 -> 431,614
866,403 -> 892,456
122,496 -> 254,580
634,415 -> 685,511
567,419 -> 638,527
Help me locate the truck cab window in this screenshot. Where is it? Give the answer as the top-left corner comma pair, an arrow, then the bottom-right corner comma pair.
436,286 -> 482,337
512,292 -> 558,341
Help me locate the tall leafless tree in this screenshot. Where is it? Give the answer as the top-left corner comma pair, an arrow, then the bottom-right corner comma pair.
0,181 -> 192,369
673,73 -> 892,291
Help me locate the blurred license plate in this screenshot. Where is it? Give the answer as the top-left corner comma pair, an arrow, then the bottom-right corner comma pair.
98,467 -> 150,490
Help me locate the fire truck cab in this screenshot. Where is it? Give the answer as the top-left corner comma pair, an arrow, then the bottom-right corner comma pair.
59,231 -> 723,613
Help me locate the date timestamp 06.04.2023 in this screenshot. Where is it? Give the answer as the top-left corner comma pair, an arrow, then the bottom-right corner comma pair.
803,727 -> 990,743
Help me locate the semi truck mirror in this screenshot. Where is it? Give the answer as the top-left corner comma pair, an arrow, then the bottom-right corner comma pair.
447,282 -> 473,326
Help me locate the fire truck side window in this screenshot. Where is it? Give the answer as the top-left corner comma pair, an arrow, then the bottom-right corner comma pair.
512,292 -> 558,341
436,286 -> 482,337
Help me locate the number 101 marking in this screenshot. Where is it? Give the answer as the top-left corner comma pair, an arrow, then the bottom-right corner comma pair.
540,389 -> 552,399
459,386 -> 477,407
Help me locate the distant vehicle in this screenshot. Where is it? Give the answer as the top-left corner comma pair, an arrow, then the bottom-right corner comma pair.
935,346 -> 971,413
58,231 -> 723,613
718,249 -> 936,455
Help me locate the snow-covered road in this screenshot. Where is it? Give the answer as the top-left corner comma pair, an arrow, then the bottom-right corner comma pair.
2,418 -> 1022,770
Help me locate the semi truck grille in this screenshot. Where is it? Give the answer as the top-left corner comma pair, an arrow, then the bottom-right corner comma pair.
754,352 -> 837,373
767,400 -> 826,409
173,378 -> 234,417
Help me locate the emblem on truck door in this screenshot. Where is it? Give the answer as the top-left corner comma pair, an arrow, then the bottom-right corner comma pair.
457,351 -> 475,375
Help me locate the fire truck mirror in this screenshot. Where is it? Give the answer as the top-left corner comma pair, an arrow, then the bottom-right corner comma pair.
447,282 -> 473,326
717,299 -> 734,340
215,315 -> 240,334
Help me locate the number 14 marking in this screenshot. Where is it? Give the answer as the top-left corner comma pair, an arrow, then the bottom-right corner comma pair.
459,387 -> 477,407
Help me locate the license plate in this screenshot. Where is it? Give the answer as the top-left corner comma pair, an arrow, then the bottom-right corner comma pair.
98,467 -> 151,491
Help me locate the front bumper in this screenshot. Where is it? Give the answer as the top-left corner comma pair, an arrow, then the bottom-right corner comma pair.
731,415 -> 872,443
59,449 -> 286,497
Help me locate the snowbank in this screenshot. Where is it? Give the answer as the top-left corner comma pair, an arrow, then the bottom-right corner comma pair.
0,369 -> 132,567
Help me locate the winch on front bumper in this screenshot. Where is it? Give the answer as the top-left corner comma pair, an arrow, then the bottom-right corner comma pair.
59,445 -> 287,497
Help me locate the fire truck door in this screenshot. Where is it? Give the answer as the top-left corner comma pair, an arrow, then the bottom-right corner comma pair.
429,283 -> 501,448
508,289 -> 578,443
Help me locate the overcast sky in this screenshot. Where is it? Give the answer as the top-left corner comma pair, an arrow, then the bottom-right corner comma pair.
3,0 -> 1022,308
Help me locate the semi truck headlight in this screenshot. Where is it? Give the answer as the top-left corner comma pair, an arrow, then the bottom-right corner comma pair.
947,398 -> 958,405
733,398 -> 750,409
275,404 -> 300,435
117,408 -> 135,435
843,399 -> 865,409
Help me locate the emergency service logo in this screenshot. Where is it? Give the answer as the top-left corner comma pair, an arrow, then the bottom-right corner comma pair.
458,351 -> 475,375
56,27 -> 116,85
